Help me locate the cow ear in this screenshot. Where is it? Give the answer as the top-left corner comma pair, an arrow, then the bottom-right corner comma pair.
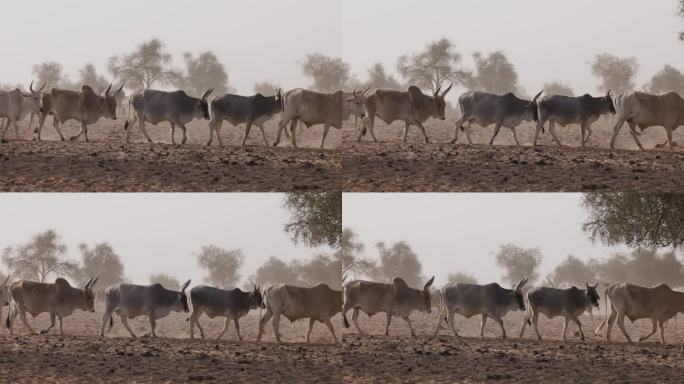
424,276 -> 435,290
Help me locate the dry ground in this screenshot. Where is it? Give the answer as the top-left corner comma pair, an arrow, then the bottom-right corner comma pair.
341,116 -> 684,192
3,305 -> 684,383
0,117 -> 341,192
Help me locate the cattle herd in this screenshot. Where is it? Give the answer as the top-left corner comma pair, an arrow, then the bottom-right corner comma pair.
1,81 -> 683,150
2,273 -> 684,347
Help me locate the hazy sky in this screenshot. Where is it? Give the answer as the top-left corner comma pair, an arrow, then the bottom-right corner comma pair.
343,193 -> 633,287
2,0 -> 683,98
0,193 -> 330,286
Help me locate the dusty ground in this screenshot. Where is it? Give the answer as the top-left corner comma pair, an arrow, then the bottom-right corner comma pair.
340,309 -> 684,383
0,118 -> 341,192
342,116 -> 684,192
0,306 -> 343,383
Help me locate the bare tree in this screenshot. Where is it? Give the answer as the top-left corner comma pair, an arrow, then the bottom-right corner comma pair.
367,63 -> 402,90
465,51 -> 520,94
447,271 -> 478,284
176,51 -> 230,96
494,244 -> 543,285
32,62 -> 74,88
645,65 -> 684,95
543,81 -> 575,97
396,38 -> 466,91
590,53 -> 638,93
283,192 -> 342,248
300,53 -> 351,92
371,241 -> 423,287
78,63 -> 110,90
195,245 -> 243,288
107,39 -> 181,91
76,242 -> 126,291
2,230 -> 78,282
149,273 -> 181,290
254,81 -> 281,96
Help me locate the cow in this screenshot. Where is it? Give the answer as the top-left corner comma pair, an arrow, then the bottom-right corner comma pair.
357,84 -> 452,143
0,274 -> 10,326
6,276 -> 98,335
342,276 -> 435,337
432,278 -> 528,338
36,83 -> 124,142
188,285 -> 264,341
257,283 -> 342,343
519,283 -> 600,341
594,283 -> 684,343
610,91 -> 684,150
0,81 -> 46,142
124,88 -> 213,145
207,89 -> 282,147
272,86 -> 368,149
533,91 -> 616,147
451,91 -> 543,146
100,279 -> 191,338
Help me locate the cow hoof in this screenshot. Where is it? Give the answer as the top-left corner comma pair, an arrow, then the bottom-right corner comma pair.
68,136 -> 77,142
40,330 -> 48,334
0,139 -> 7,144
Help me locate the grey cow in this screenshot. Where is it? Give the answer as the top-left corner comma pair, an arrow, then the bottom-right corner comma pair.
100,280 -> 191,338
358,84 -> 452,143
189,285 -> 263,341
0,81 -> 45,142
342,277 -> 434,337
207,90 -> 282,147
533,91 -> 615,147
124,88 -> 213,144
451,91 -> 543,146
433,279 -> 528,338
519,284 -> 600,341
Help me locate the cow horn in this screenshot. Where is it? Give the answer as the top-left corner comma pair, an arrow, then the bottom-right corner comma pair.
181,279 -> 191,293
363,83 -> 372,95
424,276 -> 435,290
104,83 -> 112,97
38,81 -> 47,92
116,82 -> 124,94
441,83 -> 453,96
90,274 -> 99,288
201,88 -> 213,100
532,90 -> 543,104
606,89 -> 611,98
84,276 -> 94,289
2,274 -> 9,285
352,87 -> 358,96
29,81 -> 35,93
434,84 -> 442,95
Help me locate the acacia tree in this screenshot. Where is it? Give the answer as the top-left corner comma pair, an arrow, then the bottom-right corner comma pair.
32,62 -> 74,88
149,273 -> 181,290
76,242 -> 125,290
494,244 -> 543,285
292,253 -> 342,289
544,255 -> 596,288
249,256 -> 300,286
645,65 -> 684,95
337,228 -> 374,278
283,192 -> 342,248
367,63 -> 402,90
177,51 -> 230,96
543,81 -> 575,97
2,230 -> 78,282
591,249 -> 684,287
582,193 -> 684,249
465,51 -> 520,94
78,63 -> 110,90
254,81 -> 281,96
396,38 -> 466,91
590,53 -> 638,93
107,39 -> 181,91
300,53 -> 351,92
447,271 -> 478,284
195,245 -> 243,288
371,241 -> 424,287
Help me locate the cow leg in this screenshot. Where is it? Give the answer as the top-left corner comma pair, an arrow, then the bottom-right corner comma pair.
580,122 -> 587,147
402,316 -> 417,338
18,307 -> 35,334
39,312 -> 56,334
351,308 -> 364,335
519,311 -> 529,338
626,121 -> 644,150
257,124 -> 269,147
27,113 -> 34,136
616,313 -> 632,342
100,310 -> 114,337
532,312 -> 542,340
320,123 -> 330,149
570,316 -> 584,341
367,116 -> 378,142
137,117 -> 153,144
432,304 -> 446,336
464,122 -> 474,144
510,126 -> 520,146
306,318 -> 315,344
665,127 -> 674,149
0,119 -> 10,142
658,320 -> 666,344
415,121 -> 430,143
479,314 -> 488,338
8,304 -> 19,335
233,317 -> 242,341
609,118 -> 626,149
216,316 -> 230,341
57,315 -> 64,335
52,119 -> 66,141
489,121 -> 503,146
169,123 -> 176,145
11,119 -> 20,141
639,319 -> 658,342
562,317 -> 569,340
289,120 -> 299,149
548,121 -> 563,147
585,125 -> 593,143
147,313 -> 157,337
323,318 -> 338,343
448,311 -> 459,337
36,113 -> 46,141
179,123 -> 188,145
69,121 -> 87,142
402,122 -> 410,143
533,118 -> 545,146
240,122 -> 253,146
492,315 -> 506,338
119,314 -> 137,338
207,119 -> 220,146
273,119 -> 288,147
384,312 -> 392,336
450,116 -> 467,144
605,306 -> 617,342
257,308 -> 273,342
272,312 -> 282,343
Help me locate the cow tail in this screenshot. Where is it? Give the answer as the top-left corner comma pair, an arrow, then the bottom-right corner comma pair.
595,285 -> 610,334
109,316 -> 113,329
5,301 -> 11,329
343,313 -> 350,328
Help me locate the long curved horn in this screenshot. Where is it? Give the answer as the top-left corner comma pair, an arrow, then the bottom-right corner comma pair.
38,81 -> 47,92
104,83 -> 112,97
201,88 -> 213,100
180,279 -> 191,293
2,273 -> 9,285
84,276 -> 94,290
434,84 -> 442,95
90,274 -> 99,288
532,90 -> 543,104
352,87 -> 358,96
29,81 -> 35,93
363,82 -> 372,95
116,82 -> 124,94
441,83 -> 453,96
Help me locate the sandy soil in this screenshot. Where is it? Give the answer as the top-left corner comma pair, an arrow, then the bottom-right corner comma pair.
0,118 -> 341,192
341,116 -> 684,192
0,307 -> 343,383
340,309 -> 684,383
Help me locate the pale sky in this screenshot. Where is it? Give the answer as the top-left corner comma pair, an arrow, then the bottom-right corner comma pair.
0,193 -> 330,286
343,193 -> 633,287
2,0 -> 683,97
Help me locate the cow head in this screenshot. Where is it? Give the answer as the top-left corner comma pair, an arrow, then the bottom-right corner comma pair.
514,278 -> 528,311
422,276 -> 435,313
251,285 -> 264,309
80,275 -> 99,313
101,83 -> 125,120
585,283 -> 600,308
431,83 -> 453,120
195,89 -> 213,120
604,90 -> 616,115
177,279 -> 191,313
22,81 -> 46,115
0,274 -> 10,306
346,84 -> 371,122
528,90 -> 543,122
